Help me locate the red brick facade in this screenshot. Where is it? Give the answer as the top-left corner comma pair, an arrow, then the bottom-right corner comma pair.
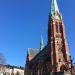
25,0 -> 71,75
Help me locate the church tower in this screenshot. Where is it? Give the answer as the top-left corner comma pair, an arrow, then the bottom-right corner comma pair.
48,0 -> 71,72
25,0 -> 72,75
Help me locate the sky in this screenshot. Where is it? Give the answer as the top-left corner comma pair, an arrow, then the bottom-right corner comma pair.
0,0 -> 75,67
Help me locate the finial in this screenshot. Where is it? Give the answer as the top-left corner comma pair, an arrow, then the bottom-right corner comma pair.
40,35 -> 44,51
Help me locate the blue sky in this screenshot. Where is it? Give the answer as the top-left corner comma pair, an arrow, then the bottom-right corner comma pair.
0,0 -> 75,66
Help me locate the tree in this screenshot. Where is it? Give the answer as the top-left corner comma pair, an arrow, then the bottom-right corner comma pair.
0,53 -> 6,64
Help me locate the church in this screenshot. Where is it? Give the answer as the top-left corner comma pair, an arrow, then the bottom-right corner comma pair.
25,0 -> 72,75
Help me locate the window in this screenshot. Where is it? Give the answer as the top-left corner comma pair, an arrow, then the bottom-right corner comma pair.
56,22 -> 61,33
56,24 -> 59,33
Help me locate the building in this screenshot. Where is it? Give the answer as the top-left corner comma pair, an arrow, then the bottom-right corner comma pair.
0,64 -> 24,75
25,0 -> 72,75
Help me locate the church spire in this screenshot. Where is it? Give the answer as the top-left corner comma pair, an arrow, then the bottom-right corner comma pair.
40,35 -> 44,51
51,0 -> 59,14
51,0 -> 62,20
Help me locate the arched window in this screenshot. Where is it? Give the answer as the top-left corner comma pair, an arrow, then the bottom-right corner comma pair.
56,22 -> 61,33
56,24 -> 59,33
59,25 -> 63,33
59,22 -> 63,33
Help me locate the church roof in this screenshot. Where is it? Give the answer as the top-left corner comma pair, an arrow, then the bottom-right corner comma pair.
28,48 -> 39,59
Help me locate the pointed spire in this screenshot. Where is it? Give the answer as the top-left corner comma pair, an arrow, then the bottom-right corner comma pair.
51,0 -> 59,14
40,35 -> 44,51
51,0 -> 62,19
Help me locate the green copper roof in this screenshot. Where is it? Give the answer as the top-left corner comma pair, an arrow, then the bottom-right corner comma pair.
51,0 -> 59,14
28,48 -> 39,59
51,0 -> 62,20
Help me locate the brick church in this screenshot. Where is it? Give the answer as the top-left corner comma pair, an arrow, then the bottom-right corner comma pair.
25,0 -> 72,75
